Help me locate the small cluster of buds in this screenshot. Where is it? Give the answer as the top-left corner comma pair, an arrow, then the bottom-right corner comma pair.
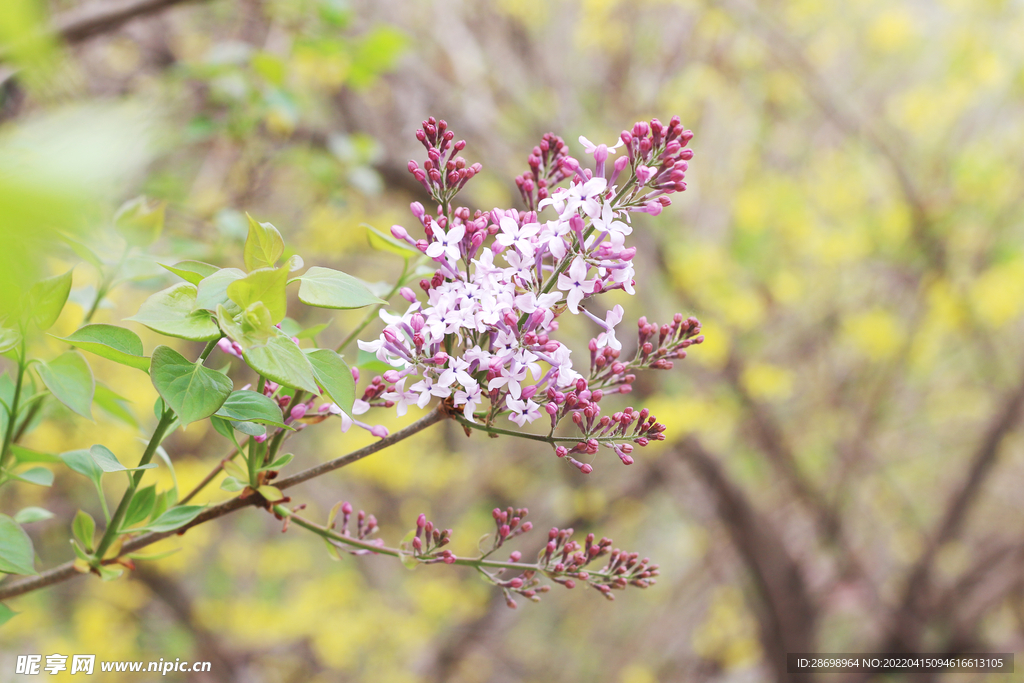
620,116 -> 693,210
489,506 -> 534,553
408,117 -> 481,205
633,314 -> 703,370
590,313 -> 704,383
538,377 -> 662,471
489,524 -> 658,608
404,513 -> 456,564
325,501 -> 383,556
515,133 -> 575,210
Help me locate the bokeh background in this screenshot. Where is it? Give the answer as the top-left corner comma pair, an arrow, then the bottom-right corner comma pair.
2,0 -> 1024,681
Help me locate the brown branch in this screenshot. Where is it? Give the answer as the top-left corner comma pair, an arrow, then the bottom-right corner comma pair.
0,406 -> 445,602
675,436 -> 818,683
53,0 -> 204,45
883,355 -> 1024,652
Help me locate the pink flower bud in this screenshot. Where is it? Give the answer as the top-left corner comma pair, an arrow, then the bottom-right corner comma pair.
290,404 -> 308,420
417,513 -> 426,529
383,370 -> 402,383
370,425 -> 389,438
255,434 -> 268,443
412,536 -> 422,551
555,446 -> 568,458
510,550 -> 522,561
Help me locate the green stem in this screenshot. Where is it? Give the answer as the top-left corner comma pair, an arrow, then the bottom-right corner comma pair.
451,413 -> 621,444
335,257 -> 423,354
83,243 -> 131,324
93,410 -> 176,559
0,337 -> 26,475
198,339 -> 219,364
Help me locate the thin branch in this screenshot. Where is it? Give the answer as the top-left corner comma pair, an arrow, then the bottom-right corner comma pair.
883,353 -> 1024,652
53,0 -> 203,45
675,436 -> 818,683
0,406 -> 445,601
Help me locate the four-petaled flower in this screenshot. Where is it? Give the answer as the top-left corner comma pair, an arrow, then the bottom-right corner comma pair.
425,223 -> 466,264
557,256 -> 599,313
506,396 -> 541,427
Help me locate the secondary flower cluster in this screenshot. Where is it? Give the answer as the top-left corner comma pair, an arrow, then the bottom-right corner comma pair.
349,116 -> 703,473
481,508 -> 659,607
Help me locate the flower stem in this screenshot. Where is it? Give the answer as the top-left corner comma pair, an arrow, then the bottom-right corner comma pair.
93,409 -> 176,559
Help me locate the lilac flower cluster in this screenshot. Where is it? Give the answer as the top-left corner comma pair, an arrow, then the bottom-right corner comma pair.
322,500 -> 385,557
482,508 -> 659,608
354,116 -> 701,473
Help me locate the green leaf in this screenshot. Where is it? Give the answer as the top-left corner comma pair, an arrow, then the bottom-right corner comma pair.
126,548 -> 181,562
135,505 -> 205,533
231,420 -> 265,437
126,283 -> 220,342
28,269 -> 73,330
149,346 -> 234,426
305,349 -> 356,414
11,445 -> 60,464
257,485 -> 283,502
0,326 -> 20,354
159,260 -> 218,285
123,485 -> 157,528
194,268 -> 246,313
242,333 -> 320,394
365,224 -> 417,257
14,507 -> 53,524
294,267 -> 386,310
72,510 -> 96,552
54,324 -> 150,372
149,489 -> 175,523
37,351 -> 94,419
94,383 -> 139,429
226,266 -> 289,324
0,515 -> 36,575
89,444 -> 157,473
356,348 -> 401,375
11,467 -> 53,487
215,390 -> 288,428
61,449 -> 104,488
219,476 -> 246,492
216,303 -> 275,351
296,322 -> 330,340
0,602 -> 16,626
244,214 -> 285,271
258,452 -> 293,472
210,415 -> 234,439
114,196 -> 165,247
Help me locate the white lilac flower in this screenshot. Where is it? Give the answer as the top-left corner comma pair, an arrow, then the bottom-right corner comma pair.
382,377 -> 418,417
595,304 -> 625,350
557,256 -> 599,313
578,135 -> 624,155
454,383 -> 483,421
425,223 -> 466,264
495,216 -> 540,258
506,397 -> 541,427
488,360 -> 530,399
515,291 -> 561,314
410,373 -> 453,408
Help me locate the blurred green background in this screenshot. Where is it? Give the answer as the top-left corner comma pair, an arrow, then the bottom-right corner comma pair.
2,0 -> 1024,681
